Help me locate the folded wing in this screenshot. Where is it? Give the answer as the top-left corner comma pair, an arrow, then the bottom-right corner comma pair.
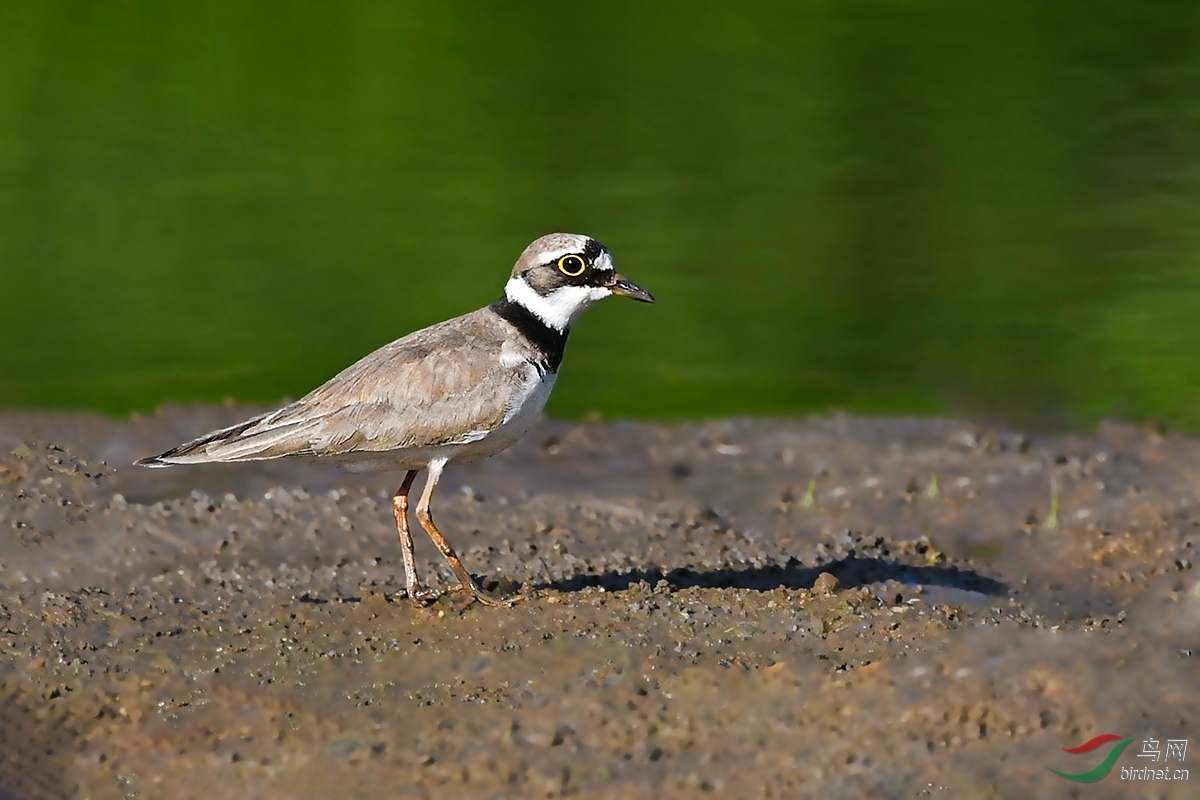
137,310 -> 527,466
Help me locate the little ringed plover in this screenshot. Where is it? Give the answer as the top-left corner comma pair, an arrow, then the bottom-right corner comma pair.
137,233 -> 654,607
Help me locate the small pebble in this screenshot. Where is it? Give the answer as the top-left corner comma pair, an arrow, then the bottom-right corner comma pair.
813,572 -> 841,595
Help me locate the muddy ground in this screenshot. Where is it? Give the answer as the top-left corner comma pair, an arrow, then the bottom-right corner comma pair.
0,407 -> 1196,799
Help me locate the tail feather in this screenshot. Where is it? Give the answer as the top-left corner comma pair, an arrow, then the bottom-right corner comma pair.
135,409 -> 313,467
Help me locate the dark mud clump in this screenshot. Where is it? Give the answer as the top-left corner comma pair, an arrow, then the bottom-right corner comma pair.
0,408 -> 1196,798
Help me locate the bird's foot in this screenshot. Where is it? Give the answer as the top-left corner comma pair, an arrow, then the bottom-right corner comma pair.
401,577 -> 525,608
403,586 -> 439,608
464,576 -> 526,608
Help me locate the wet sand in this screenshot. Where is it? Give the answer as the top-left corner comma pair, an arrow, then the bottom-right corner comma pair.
0,407 -> 1196,798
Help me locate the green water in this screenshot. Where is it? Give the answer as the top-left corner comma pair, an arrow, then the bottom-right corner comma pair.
3,2 -> 1200,429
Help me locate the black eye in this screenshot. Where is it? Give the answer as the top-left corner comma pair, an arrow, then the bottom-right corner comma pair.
557,255 -> 586,277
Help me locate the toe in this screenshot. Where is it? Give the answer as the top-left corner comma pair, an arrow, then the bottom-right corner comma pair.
465,579 -> 522,607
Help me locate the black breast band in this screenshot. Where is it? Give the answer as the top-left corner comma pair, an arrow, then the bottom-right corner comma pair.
489,297 -> 569,373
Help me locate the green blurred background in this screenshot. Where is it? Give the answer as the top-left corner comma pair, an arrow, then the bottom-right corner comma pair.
2,1 -> 1200,429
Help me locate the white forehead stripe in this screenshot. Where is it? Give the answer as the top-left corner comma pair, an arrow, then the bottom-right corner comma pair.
593,251 -> 614,273
505,277 -> 612,331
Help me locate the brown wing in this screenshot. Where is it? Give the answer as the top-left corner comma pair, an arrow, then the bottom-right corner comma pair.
137,308 -> 533,466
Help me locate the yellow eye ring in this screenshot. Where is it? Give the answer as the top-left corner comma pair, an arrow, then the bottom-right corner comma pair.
557,254 -> 586,277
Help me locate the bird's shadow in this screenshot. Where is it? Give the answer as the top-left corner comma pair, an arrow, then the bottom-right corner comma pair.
538,554 -> 1007,597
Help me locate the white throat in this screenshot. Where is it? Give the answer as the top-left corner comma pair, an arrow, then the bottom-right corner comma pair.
504,277 -> 611,331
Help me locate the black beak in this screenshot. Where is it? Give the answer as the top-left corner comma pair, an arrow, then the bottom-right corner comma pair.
608,273 -> 655,303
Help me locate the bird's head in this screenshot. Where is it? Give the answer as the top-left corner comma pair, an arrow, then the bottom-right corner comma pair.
504,233 -> 654,331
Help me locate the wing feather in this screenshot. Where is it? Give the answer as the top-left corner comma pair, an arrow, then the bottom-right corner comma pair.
137,309 -> 535,466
